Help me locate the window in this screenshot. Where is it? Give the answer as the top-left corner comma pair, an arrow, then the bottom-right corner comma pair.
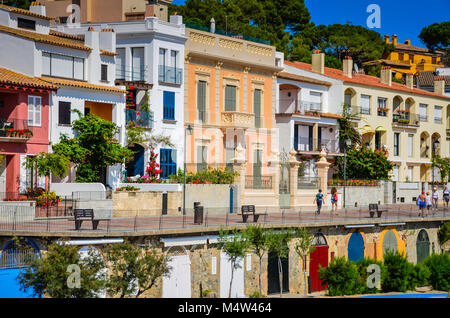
377,98 -> 387,116
254,89 -> 262,128
116,48 -> 126,80
432,56 -> 437,64
399,53 -> 404,61
408,134 -> 413,157
309,91 -> 322,111
18,18 -> 36,30
408,166 -> 413,181
41,52 -> 84,80
434,106 -> 442,123
170,50 -> 177,68
132,47 -> 144,81
419,104 -> 427,121
225,85 -> 237,111
163,91 -> 175,121
394,133 -> 400,156
101,64 -> 108,82
361,95 -> 370,114
197,146 -> 208,172
409,54 -> 414,63
58,101 -> 71,125
159,48 -> 166,67
197,80 -> 206,122
28,96 -> 41,127
160,149 -> 177,179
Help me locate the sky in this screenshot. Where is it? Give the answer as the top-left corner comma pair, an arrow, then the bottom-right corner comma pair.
171,0 -> 449,48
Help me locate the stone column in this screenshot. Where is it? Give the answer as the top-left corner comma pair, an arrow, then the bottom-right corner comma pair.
268,152 -> 280,210
315,149 -> 331,204
288,149 -> 300,209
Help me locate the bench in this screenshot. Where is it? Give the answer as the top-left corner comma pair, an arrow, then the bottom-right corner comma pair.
71,209 -> 109,230
240,205 -> 267,223
369,204 -> 387,218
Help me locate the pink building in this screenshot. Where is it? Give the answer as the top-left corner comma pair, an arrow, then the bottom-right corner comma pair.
0,67 -> 58,196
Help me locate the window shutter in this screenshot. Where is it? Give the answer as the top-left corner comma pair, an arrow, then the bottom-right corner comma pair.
101,64 -> 108,81
254,89 -> 261,127
197,81 -> 206,121
225,85 -> 236,111
28,96 -> 34,125
34,97 -> 41,126
163,91 -> 175,120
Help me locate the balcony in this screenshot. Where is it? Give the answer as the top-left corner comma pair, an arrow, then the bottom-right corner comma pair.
347,105 -> 370,120
296,137 -> 340,154
158,65 -> 182,85
377,108 -> 389,117
392,111 -> 420,127
125,109 -> 153,129
116,65 -> 145,82
276,100 -> 322,117
221,111 -> 254,129
0,118 -> 33,143
245,175 -> 273,190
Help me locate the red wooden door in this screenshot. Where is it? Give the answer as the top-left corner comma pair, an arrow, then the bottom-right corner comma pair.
309,245 -> 329,292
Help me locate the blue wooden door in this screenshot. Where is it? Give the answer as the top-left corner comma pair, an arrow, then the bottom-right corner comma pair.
348,232 -> 365,262
126,144 -> 145,177
229,187 -> 233,214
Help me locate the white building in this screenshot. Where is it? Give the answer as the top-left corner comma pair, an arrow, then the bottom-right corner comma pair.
275,52 -> 344,179
56,12 -> 187,181
0,3 -> 126,189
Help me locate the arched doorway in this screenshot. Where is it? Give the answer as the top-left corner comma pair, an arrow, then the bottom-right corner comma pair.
420,132 -> 430,159
267,250 -> 289,295
309,232 -> 329,292
416,230 -> 430,264
163,246 -> 192,298
382,229 -> 398,256
126,144 -> 145,177
348,231 -> 365,262
0,239 -> 40,298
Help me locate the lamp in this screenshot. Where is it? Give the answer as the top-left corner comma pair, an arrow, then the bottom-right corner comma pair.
343,138 -> 351,208
183,125 -> 193,217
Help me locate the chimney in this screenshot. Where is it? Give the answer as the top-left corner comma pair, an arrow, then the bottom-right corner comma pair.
434,76 -> 445,95
392,34 -> 398,46
210,17 -> 216,33
380,66 -> 392,86
85,27 -> 99,51
29,1 -> 46,16
99,28 -> 115,53
312,50 -> 324,74
169,12 -> 183,25
145,0 -> 172,22
343,56 -> 353,78
405,73 -> 414,89
384,35 -> 390,44
404,40 -> 411,45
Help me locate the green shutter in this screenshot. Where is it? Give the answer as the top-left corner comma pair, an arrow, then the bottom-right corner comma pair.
197,81 -> 206,121
225,85 -> 236,111
254,89 -> 262,128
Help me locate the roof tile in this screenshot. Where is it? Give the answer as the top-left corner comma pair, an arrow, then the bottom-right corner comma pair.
0,67 -> 58,90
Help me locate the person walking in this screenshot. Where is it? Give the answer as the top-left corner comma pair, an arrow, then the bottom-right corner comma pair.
330,187 -> 338,215
426,192 -> 432,216
418,191 -> 426,217
432,187 -> 439,212
443,186 -> 449,208
314,189 -> 324,215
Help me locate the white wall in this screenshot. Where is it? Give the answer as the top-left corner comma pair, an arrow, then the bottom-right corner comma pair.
0,33 -> 35,76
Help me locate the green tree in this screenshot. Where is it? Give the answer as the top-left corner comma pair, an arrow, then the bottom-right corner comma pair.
423,253 -> 450,291
318,257 -> 358,296
23,152 -> 70,191
266,229 -> 294,297
52,113 -> 134,183
243,225 -> 269,297
18,243 -> 106,298
217,228 -> 250,298
293,227 -> 315,295
2,0 -> 32,10
104,242 -> 171,298
381,250 -> 414,292
431,155 -> 450,183
419,22 -> 450,66
439,221 -> 450,245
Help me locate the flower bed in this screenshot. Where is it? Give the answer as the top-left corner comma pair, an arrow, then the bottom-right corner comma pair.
34,192 -> 60,207
328,179 -> 379,187
5,128 -> 33,138
116,185 -> 139,191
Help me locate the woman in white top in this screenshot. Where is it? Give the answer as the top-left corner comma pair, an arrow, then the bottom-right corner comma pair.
426,192 -> 432,216
432,187 -> 439,211
443,186 -> 450,207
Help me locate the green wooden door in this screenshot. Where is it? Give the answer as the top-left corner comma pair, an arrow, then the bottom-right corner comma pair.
416,230 -> 430,264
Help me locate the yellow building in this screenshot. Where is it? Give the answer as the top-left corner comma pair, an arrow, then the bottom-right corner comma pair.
365,34 -> 445,81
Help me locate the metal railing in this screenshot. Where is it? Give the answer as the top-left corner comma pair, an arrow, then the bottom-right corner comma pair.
245,175 -> 273,189
298,177 -> 321,189
116,65 -> 145,81
297,137 -> 340,153
0,203 -> 448,234
126,109 -> 153,128
392,112 -> 420,125
301,101 -> 322,113
158,65 -> 183,85
0,118 -> 33,138
185,22 -> 271,45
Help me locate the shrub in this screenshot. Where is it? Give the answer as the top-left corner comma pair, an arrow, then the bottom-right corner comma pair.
248,291 -> 266,298
409,263 -> 431,289
423,253 -> 450,291
318,257 -> 358,296
355,258 -> 386,294
382,250 -> 414,292
35,191 -> 60,207
438,221 -> 450,245
169,167 -> 239,185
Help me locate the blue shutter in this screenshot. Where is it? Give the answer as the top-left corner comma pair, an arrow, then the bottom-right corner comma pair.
163,91 -> 175,120
160,148 -> 177,179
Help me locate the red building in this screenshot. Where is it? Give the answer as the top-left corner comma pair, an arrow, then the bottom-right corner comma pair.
0,67 -> 58,196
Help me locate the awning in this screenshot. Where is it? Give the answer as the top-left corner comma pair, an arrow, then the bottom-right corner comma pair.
57,238 -> 124,246
361,125 -> 374,134
375,126 -> 387,132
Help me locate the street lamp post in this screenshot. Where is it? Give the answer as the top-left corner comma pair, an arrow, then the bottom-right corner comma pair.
343,138 -> 352,208
183,125 -> 193,216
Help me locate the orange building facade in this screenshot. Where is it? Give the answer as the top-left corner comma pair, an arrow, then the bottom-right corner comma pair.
184,26 -> 285,208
